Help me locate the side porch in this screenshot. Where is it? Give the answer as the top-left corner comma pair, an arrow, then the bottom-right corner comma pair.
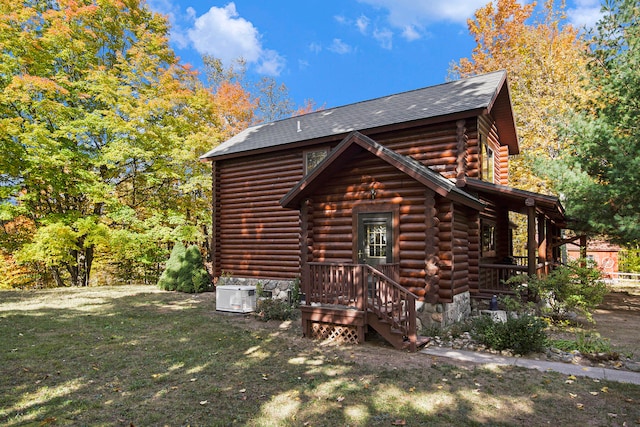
300,262 -> 429,352
463,178 -> 569,299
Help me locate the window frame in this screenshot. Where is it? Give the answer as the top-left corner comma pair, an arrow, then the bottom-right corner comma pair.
304,147 -> 329,175
480,135 -> 494,183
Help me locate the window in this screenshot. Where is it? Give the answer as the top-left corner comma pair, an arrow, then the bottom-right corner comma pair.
305,149 -> 328,174
481,136 -> 494,183
366,222 -> 387,258
481,220 -> 496,257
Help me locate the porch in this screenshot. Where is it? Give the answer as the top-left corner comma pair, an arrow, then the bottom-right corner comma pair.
300,262 -> 427,352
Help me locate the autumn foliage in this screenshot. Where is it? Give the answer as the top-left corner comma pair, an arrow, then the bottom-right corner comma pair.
451,0 -> 590,194
0,0 -> 254,287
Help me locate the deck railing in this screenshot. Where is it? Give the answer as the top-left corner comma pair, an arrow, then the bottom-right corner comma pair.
478,261 -> 551,295
304,262 -> 417,350
363,264 -> 417,350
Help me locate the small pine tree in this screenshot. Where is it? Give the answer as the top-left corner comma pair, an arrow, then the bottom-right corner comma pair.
157,243 -> 212,293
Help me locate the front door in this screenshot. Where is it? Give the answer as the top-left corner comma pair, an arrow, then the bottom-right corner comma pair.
357,212 -> 393,266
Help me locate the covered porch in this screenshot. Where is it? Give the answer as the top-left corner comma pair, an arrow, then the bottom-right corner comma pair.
461,178 -> 568,298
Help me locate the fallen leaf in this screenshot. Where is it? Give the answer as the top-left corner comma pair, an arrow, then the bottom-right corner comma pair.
239,388 -> 246,393
190,378 -> 197,382
408,387 -> 415,393
568,375 -> 577,380
569,393 -> 577,399
337,396 -> 345,402
565,380 -> 575,384
601,387 -> 609,393
590,391 -> 599,396
391,420 -> 406,426
607,413 -> 617,418
592,378 -> 601,383
199,400 -> 208,405
531,394 -> 538,399
576,403 -> 584,410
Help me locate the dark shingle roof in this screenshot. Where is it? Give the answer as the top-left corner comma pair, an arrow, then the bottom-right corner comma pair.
201,70 -> 514,160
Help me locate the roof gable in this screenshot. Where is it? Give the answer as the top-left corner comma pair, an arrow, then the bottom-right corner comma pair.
201,71 -> 518,160
280,131 -> 485,210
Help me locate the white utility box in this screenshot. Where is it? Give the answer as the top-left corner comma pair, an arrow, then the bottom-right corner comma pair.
216,285 -> 257,313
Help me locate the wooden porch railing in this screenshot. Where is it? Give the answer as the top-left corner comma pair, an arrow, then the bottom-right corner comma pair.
303,262 -> 418,351
478,261 -> 551,295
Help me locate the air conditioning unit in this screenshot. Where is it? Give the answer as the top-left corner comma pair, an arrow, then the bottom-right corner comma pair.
216,285 -> 257,313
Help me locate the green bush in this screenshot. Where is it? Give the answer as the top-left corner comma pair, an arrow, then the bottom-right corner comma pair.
255,298 -> 295,321
549,331 -> 612,355
157,243 -> 212,293
507,259 -> 608,322
470,314 -> 547,355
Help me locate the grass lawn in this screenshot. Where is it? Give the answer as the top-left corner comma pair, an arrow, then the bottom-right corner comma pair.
1,286 -> 639,426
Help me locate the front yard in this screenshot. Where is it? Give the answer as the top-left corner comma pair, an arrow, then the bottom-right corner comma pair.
1,286 -> 639,426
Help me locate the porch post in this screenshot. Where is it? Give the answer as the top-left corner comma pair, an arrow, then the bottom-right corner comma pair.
526,198 -> 537,276
537,213 -> 546,274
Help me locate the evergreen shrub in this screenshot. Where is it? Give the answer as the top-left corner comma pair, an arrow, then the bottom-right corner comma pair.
470,314 -> 547,355
157,243 -> 212,293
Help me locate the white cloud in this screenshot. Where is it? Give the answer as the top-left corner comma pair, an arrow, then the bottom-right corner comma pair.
328,38 -> 353,54
357,0 -> 488,39
149,1 -> 285,76
334,15 -> 348,25
309,42 -> 322,53
373,28 -> 393,49
356,15 -> 370,34
567,0 -> 603,29
401,25 -> 421,41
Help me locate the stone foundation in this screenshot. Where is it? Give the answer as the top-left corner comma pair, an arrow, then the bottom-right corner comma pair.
417,291 -> 472,329
216,276 -> 294,300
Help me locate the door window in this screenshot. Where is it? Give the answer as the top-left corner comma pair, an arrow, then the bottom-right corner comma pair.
358,212 -> 393,266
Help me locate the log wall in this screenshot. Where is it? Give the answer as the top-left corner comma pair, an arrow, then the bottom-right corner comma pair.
211,114 -> 510,295
478,114 -> 509,185
213,151 -> 305,279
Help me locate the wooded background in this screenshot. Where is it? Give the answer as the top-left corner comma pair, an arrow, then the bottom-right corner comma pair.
0,0 -> 637,288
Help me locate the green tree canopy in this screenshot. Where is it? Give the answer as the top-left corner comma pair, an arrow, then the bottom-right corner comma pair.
0,0 -> 243,286
544,0 -> 640,245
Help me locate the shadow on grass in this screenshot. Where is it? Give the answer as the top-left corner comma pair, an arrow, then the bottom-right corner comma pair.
1,286 -> 639,426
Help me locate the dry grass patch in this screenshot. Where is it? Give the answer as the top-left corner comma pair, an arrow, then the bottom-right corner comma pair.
1,285 -> 639,426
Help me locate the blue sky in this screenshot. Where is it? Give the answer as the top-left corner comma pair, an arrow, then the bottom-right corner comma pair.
147,0 -> 603,109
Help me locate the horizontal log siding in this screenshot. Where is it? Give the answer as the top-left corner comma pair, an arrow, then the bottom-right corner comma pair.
468,209 -> 480,295
437,200 -> 454,301
377,121 -> 463,180
309,151 -> 436,299
436,201 -> 472,301
216,152 -> 304,279
478,114 -> 508,185
452,208 -> 471,296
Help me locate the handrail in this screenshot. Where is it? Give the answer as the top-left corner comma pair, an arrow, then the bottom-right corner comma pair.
303,262 -> 418,351
362,264 -> 418,351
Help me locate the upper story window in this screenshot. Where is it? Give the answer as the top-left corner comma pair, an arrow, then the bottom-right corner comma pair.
481,135 -> 494,183
305,148 -> 328,174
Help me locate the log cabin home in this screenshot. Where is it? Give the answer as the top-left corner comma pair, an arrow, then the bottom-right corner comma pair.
200,70 -> 567,351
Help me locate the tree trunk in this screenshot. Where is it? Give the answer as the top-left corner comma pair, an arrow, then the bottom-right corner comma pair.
50,266 -> 65,287
84,244 -> 94,287
67,255 -> 80,287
